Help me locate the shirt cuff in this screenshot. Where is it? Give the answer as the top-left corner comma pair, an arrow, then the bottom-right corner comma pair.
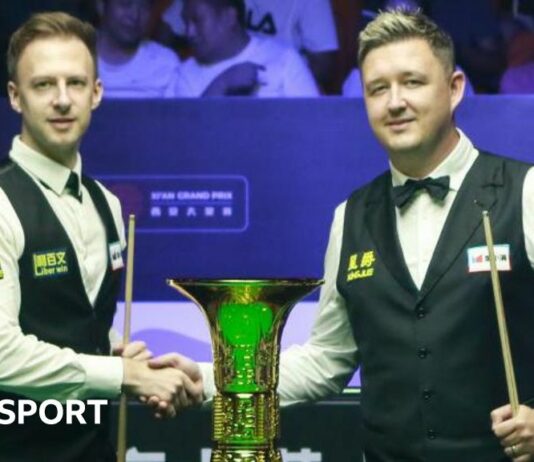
108,328 -> 123,352
198,361 -> 215,401
77,354 -> 123,399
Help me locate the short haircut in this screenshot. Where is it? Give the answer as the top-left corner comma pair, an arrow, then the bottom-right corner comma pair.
7,11 -> 98,82
203,0 -> 246,28
358,8 -> 455,75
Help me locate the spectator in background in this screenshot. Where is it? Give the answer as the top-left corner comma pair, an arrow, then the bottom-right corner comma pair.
424,0 -> 506,93
500,25 -> 534,94
96,0 -> 181,98
328,0 -> 363,94
158,0 -> 338,89
500,60 -> 534,93
174,0 -> 319,97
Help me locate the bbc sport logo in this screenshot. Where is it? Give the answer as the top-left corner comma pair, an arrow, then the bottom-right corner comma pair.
0,399 -> 107,425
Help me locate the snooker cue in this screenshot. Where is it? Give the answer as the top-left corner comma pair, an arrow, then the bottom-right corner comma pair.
117,215 -> 136,462
482,210 -> 519,416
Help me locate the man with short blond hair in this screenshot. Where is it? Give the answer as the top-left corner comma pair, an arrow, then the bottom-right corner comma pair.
0,12 -> 201,461
168,9 -> 534,461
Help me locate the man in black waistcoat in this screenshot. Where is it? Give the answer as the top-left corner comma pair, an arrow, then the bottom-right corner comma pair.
0,12 -> 203,462
166,8 -> 534,462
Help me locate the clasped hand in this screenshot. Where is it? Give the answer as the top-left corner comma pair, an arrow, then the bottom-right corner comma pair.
115,341 -> 204,419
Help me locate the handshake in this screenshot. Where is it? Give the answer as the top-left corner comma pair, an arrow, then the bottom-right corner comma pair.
115,342 -> 204,418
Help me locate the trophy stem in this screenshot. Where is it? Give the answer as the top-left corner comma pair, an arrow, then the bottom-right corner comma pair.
167,279 -> 323,462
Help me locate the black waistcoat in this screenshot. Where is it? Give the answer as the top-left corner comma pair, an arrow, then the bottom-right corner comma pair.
337,152 -> 534,462
0,160 -> 122,462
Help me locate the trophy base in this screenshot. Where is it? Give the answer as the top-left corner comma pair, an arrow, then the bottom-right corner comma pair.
211,449 -> 282,462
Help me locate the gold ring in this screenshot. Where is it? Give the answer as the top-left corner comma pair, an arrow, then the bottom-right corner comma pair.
510,444 -> 517,457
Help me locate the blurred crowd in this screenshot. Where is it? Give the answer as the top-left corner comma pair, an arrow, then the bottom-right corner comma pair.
0,0 -> 533,98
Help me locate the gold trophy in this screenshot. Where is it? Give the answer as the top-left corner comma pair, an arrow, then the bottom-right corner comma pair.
167,278 -> 323,462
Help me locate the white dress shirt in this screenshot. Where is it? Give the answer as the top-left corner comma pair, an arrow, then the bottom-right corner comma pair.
163,0 -> 339,53
174,35 -> 319,98
98,40 -> 181,99
0,137 -> 125,401
199,130 -> 534,403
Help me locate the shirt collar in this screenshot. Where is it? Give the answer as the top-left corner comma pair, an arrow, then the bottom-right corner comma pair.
9,136 -> 83,196
390,129 -> 478,191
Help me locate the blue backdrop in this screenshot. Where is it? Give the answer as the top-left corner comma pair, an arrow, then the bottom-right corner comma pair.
2,97 -> 533,301
1,97 -> 533,387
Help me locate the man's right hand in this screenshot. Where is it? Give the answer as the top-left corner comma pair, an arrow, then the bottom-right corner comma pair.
121,358 -> 197,418
202,62 -> 265,96
141,353 -> 204,418
149,353 -> 204,406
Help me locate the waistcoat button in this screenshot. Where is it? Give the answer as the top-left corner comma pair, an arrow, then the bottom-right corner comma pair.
422,389 -> 433,400
418,347 -> 429,359
416,307 -> 426,319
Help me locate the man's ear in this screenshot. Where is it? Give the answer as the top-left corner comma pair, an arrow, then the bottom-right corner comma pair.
449,69 -> 466,113
7,81 -> 22,114
91,78 -> 104,110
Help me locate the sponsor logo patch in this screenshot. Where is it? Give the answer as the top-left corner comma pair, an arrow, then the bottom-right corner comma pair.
467,244 -> 511,273
347,250 -> 376,281
33,249 -> 68,278
109,241 -> 124,271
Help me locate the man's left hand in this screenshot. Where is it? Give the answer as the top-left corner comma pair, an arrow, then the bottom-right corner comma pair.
492,404 -> 534,461
112,340 -> 153,361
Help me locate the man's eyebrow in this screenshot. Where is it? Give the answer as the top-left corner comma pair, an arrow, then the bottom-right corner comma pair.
365,77 -> 387,88
365,70 -> 427,85
30,74 -> 89,81
29,75 -> 55,84
400,71 -> 426,78
30,75 -> 54,80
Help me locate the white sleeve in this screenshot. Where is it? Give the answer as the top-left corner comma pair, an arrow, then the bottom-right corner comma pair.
164,55 -> 183,98
522,167 -> 534,269
198,362 -> 215,401
108,327 -> 123,352
172,64 -> 198,98
197,203 -> 359,404
0,188 -> 123,402
297,0 -> 339,52
278,202 -> 359,404
280,47 -> 320,97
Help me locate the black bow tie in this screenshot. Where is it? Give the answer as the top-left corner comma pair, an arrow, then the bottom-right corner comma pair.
392,176 -> 450,208
65,172 -> 82,202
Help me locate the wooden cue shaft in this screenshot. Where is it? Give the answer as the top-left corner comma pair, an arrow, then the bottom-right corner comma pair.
482,211 -> 519,415
117,215 -> 136,462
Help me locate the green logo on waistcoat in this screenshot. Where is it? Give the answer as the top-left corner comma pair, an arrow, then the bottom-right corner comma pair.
347,250 -> 376,281
33,249 -> 68,278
